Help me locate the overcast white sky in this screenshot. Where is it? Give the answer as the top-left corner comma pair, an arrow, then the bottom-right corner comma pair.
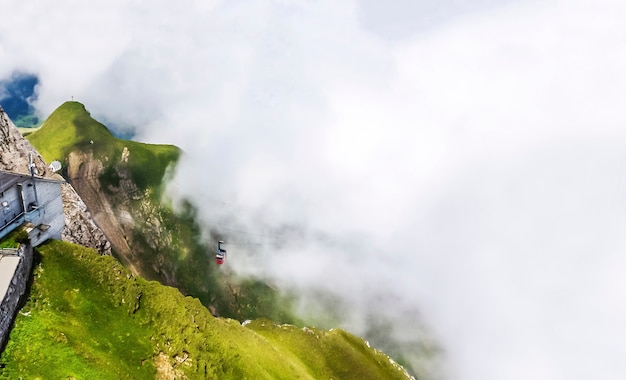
3,0 -> 626,379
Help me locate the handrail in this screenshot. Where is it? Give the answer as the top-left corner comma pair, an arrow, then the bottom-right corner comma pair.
0,212 -> 26,234
0,206 -> 42,236
0,248 -> 19,257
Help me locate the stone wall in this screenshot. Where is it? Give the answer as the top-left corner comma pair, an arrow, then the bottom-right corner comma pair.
0,245 -> 32,352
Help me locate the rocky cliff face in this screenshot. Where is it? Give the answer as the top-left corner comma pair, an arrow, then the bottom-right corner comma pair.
65,148 -> 178,281
66,149 -> 140,274
0,107 -> 110,254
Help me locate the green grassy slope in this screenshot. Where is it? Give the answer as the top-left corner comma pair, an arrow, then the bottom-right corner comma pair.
28,101 -> 179,190
0,241 -> 410,380
26,102 -> 296,323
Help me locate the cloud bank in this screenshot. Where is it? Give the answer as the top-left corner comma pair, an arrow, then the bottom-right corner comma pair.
3,0 -> 626,378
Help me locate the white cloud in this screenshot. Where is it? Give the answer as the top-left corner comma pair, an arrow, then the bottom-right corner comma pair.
3,0 -> 626,379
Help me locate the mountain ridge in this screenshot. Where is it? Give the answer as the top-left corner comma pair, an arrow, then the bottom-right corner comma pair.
25,102 -> 304,324
0,102 -> 419,379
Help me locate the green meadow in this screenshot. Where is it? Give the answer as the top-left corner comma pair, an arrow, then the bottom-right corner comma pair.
0,241 -> 410,379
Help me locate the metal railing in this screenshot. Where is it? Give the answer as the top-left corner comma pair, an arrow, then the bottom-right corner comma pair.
0,248 -> 19,257
0,207 -> 42,242
0,213 -> 26,241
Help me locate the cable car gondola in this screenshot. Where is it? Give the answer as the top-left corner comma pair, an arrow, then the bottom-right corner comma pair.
216,240 -> 227,265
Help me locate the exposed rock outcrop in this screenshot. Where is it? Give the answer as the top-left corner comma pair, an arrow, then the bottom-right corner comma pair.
64,148 -> 175,280
66,150 -> 136,273
0,106 -> 110,254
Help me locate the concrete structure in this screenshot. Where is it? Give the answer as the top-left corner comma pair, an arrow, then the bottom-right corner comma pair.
0,170 -> 65,245
0,170 -> 65,351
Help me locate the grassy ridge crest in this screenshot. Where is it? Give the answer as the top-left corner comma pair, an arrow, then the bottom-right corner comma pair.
27,101 -> 179,190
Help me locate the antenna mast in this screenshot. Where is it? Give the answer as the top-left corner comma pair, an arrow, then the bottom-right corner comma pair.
28,153 -> 37,177
28,152 -> 39,209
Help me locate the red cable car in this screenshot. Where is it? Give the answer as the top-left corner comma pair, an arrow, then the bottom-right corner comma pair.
216,240 -> 226,265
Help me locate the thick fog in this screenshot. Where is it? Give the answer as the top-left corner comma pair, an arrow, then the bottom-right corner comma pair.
3,0 -> 626,378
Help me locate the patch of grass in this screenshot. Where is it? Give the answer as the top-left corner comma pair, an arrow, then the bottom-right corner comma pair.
0,242 -> 155,379
247,320 -> 410,380
0,228 -> 28,248
0,241 -> 410,379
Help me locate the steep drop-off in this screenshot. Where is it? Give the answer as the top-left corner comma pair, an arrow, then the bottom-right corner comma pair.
26,102 -> 296,322
27,101 -> 178,277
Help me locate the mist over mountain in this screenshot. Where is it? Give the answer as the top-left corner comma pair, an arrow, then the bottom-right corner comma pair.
3,1 -> 626,379
0,103 -> 417,379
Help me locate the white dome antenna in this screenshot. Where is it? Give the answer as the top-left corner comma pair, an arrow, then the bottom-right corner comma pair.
49,160 -> 62,173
